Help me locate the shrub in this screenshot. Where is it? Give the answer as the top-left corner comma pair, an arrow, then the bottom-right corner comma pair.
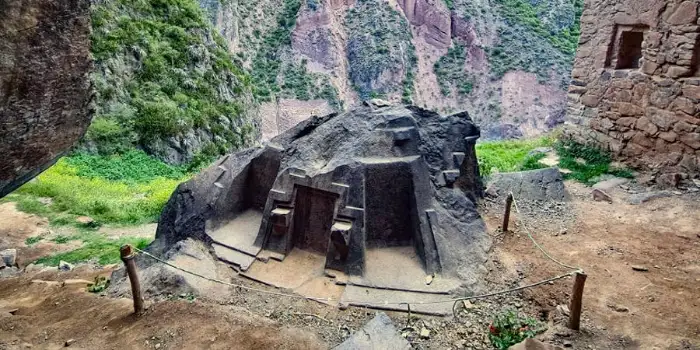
434,44 -> 474,97
488,310 -> 543,350
89,0 -> 255,161
88,276 -> 111,293
25,236 -> 43,246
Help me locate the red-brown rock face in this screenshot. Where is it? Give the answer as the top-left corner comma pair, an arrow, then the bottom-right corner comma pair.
566,0 -> 700,180
397,0 -> 452,49
0,0 -> 93,197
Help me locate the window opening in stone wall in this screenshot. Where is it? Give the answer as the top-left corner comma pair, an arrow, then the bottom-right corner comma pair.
616,31 -> 645,69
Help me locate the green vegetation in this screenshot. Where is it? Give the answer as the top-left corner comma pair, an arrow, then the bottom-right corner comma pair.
346,0 -> 417,100
250,0 -> 301,100
476,136 -> 634,185
476,136 -> 554,176
88,276 -> 111,293
443,0 -> 455,11
488,0 -> 583,87
65,151 -> 186,183
35,232 -> 151,266
249,0 -> 340,106
52,235 -> 71,244
25,236 -> 43,246
433,44 -> 475,97
555,140 -> 634,185
488,310 -> 544,350
89,0 -> 256,162
494,0 -> 583,56
8,152 -> 185,226
489,25 -> 573,87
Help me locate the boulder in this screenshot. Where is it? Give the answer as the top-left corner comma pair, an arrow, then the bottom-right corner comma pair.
0,249 -> 17,267
153,105 -> 489,283
58,261 -> 74,271
592,177 -> 630,191
487,168 -> 568,202
333,312 -> 410,350
0,0 -> 93,198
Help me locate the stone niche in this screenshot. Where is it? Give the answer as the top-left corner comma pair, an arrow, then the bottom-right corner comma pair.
606,25 -> 648,70
566,0 -> 700,181
153,104 -> 490,280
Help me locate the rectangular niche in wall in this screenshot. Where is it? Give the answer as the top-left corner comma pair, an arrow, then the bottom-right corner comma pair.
606,25 -> 648,70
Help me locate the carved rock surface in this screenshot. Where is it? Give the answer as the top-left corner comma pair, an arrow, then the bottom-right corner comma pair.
0,0 -> 93,197
154,104 -> 490,284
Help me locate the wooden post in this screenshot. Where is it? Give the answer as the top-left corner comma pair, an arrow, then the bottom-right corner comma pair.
502,193 -> 513,232
568,272 -> 587,330
120,244 -> 143,315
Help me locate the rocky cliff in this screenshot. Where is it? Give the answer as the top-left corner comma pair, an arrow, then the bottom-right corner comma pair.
0,0 -> 93,197
202,0 -> 583,140
85,0 -> 260,165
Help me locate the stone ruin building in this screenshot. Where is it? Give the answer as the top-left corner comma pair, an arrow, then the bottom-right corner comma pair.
566,0 -> 700,182
153,104 -> 491,312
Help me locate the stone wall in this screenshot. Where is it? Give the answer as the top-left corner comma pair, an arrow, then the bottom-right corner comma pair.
0,0 -> 93,197
566,0 -> 700,181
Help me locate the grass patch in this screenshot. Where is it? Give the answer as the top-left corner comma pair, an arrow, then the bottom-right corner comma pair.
25,236 -> 43,246
476,136 -> 554,176
13,155 -> 186,226
555,140 -> 634,185
65,150 -> 186,183
35,233 -> 151,266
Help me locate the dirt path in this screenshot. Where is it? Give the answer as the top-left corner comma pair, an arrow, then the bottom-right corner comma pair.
487,182 -> 700,349
0,268 -> 325,349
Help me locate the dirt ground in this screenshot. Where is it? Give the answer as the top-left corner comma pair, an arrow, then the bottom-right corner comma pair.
0,180 -> 699,349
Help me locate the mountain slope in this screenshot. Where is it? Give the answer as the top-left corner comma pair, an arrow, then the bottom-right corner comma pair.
87,0 -> 259,164
203,0 -> 583,140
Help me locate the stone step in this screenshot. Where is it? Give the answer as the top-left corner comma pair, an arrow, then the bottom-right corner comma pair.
212,242 -> 256,271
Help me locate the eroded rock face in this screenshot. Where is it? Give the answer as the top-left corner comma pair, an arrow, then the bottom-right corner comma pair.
0,0 -> 93,197
566,0 -> 700,179
397,0 -> 452,49
154,104 -> 489,283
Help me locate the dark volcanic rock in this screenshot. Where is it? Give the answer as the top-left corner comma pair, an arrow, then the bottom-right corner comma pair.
153,104 -> 490,283
0,0 -> 93,197
487,168 -> 568,202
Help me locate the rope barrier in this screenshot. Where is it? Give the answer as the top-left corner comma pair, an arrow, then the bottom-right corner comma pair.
510,193 -> 582,272
129,192 -> 583,313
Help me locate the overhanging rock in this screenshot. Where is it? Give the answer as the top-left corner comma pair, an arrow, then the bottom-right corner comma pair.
154,104 -> 490,282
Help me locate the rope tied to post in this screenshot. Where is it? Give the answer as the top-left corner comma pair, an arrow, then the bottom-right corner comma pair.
119,192 -> 586,327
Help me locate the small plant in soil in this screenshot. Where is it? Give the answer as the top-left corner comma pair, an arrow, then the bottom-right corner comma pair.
88,276 -> 110,293
25,236 -> 43,246
488,310 -> 544,349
